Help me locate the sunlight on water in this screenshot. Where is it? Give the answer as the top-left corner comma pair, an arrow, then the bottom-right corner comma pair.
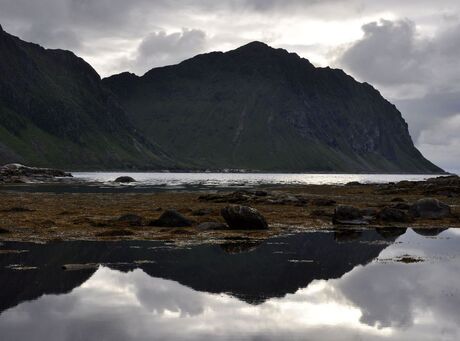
73,172 -> 435,188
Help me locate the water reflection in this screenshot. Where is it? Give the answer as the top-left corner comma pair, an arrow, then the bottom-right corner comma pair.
0,229 -> 459,340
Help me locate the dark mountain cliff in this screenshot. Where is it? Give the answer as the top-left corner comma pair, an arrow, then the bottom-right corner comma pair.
0,25 -> 172,169
0,24 -> 442,172
105,41 -> 442,173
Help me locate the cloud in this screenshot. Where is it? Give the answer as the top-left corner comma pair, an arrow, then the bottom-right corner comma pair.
133,28 -> 208,75
337,20 -> 425,89
334,18 -> 460,171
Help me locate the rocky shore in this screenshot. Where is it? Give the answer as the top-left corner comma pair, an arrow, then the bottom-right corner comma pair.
0,172 -> 459,242
0,164 -> 72,184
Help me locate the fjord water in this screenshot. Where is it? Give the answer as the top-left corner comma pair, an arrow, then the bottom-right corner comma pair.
74,172 -> 435,188
1,228 -> 459,340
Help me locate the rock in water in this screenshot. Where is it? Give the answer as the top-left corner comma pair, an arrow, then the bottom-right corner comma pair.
114,176 -> 136,183
221,205 -> 268,230
409,198 -> 451,219
149,209 -> 192,227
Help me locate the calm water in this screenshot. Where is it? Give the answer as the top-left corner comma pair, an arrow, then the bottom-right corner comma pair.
1,228 -> 459,340
72,172 -> 437,190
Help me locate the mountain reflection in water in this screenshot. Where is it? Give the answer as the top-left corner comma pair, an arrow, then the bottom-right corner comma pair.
0,228 -> 459,340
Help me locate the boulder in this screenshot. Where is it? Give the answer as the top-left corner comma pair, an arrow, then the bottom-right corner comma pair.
409,198 -> 451,219
332,205 -> 363,223
221,205 -> 268,230
149,209 -> 193,227
114,176 -> 136,183
378,207 -> 411,223
197,222 -> 229,230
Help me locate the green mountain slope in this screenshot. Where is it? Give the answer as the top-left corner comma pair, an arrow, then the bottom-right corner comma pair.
0,25 -> 173,170
104,42 -> 442,173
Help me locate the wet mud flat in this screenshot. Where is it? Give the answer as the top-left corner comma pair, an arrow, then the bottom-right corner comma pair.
0,174 -> 459,243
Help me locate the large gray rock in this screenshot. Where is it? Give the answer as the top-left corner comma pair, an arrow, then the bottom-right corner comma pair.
409,198 -> 451,219
149,209 -> 192,227
221,205 -> 268,230
378,207 -> 411,223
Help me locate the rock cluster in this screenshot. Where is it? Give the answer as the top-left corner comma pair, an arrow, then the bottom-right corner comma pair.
0,163 -> 72,183
333,197 -> 451,225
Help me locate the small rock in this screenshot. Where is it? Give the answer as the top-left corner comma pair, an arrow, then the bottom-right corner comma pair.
254,190 -> 268,197
114,176 -> 136,183
390,197 -> 405,202
378,207 -> 411,223
409,198 -> 451,219
221,205 -> 268,230
197,222 -> 229,230
117,214 -> 143,226
0,227 -> 10,234
345,181 -> 361,186
149,209 -> 193,227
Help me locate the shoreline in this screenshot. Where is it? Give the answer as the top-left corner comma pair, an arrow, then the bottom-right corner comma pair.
1,174 -> 459,243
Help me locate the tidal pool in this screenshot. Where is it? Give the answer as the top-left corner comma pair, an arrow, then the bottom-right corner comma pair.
0,228 -> 459,340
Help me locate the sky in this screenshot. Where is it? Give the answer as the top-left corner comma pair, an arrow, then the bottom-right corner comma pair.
1,0 -> 459,172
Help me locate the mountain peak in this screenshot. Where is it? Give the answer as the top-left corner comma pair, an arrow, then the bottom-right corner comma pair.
234,41 -> 275,54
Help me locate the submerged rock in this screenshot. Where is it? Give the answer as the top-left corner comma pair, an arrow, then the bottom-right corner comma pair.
221,205 -> 268,230
114,176 -> 136,183
409,198 -> 451,219
149,209 -> 193,227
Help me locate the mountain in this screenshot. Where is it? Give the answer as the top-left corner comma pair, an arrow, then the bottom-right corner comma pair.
104,41 -> 442,173
0,25 -> 173,170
